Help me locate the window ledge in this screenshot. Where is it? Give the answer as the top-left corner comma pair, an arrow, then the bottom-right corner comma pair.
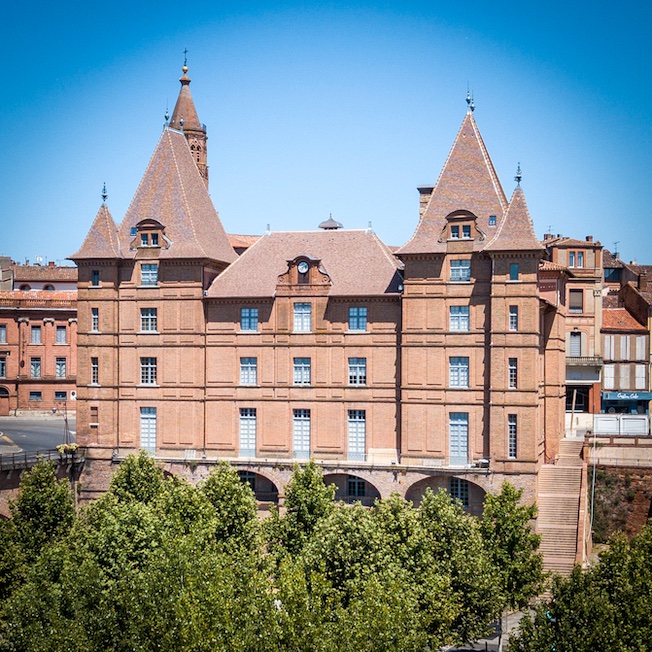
137,331 -> 159,335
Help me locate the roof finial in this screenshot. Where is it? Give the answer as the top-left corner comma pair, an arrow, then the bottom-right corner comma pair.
164,100 -> 169,125
101,182 -> 108,203
514,162 -> 522,185
182,48 -> 188,74
466,85 -> 475,113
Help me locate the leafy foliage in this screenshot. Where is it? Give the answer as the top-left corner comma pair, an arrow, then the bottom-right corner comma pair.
509,521 -> 652,652
0,458 -> 553,652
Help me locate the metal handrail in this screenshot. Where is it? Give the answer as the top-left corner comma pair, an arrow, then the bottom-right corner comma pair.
0,449 -> 84,471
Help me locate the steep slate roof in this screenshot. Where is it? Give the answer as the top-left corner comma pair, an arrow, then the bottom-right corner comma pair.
485,185 -> 543,252
398,112 -> 508,255
169,67 -> 202,131
70,203 -> 121,260
602,308 -> 647,332
117,129 -> 236,264
207,230 -> 403,298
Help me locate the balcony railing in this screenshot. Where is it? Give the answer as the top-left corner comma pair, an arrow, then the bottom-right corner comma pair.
566,356 -> 603,366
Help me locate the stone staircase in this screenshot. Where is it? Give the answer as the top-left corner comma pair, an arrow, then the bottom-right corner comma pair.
537,438 -> 585,575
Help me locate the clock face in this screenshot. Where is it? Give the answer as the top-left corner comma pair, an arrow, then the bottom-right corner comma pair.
297,261 -> 309,274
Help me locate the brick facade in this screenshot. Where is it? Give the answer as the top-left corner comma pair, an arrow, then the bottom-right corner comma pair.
71,67 -> 569,511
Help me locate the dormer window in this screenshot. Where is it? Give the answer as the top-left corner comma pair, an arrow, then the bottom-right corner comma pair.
451,225 -> 460,239
462,225 -> 471,239
132,219 -> 167,250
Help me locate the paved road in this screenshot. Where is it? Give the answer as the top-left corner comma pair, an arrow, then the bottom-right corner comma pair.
0,416 -> 76,454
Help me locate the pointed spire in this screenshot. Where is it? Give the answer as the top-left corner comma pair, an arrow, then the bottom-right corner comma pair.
70,201 -> 121,260
168,56 -> 209,187
118,129 -> 236,265
169,57 -> 202,132
484,185 -> 543,252
398,111 -> 508,255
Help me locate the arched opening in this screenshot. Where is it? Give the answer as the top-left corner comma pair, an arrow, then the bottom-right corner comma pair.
237,470 -> 279,505
43,285 -> 55,291
19,284 -> 31,291
405,475 -> 487,517
0,386 -> 10,416
323,473 -> 381,507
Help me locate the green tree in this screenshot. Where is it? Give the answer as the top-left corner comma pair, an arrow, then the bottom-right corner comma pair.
200,461 -> 258,545
107,450 -> 165,504
480,482 -> 545,611
480,482 -> 545,651
418,488 -> 501,645
267,460 -> 335,556
8,460 -> 75,563
509,522 -> 652,652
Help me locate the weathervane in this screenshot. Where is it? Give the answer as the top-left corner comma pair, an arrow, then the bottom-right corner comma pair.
101,182 -> 108,203
466,86 -> 475,113
514,162 -> 522,185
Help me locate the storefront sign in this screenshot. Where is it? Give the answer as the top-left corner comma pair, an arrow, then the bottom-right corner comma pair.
602,392 -> 652,401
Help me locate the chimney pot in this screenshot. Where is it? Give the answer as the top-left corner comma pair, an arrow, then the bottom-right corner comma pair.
586,235 -> 593,242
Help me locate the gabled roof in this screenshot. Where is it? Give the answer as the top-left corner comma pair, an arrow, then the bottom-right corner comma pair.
169,67 -> 202,132
398,112 -> 508,255
544,236 -> 601,249
485,185 -> 543,252
117,129 -> 236,264
207,229 -> 403,298
70,203 -> 121,260
602,308 -> 647,332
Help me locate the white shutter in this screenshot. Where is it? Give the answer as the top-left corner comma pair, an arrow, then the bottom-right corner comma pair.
620,336 -> 630,361
603,364 -> 615,390
635,365 -> 646,390
636,336 -> 646,361
619,365 -> 630,389
604,335 -> 615,360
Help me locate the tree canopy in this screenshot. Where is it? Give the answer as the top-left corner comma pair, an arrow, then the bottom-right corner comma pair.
0,457 -> 549,652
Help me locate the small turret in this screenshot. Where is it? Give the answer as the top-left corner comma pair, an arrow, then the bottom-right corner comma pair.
169,53 -> 209,187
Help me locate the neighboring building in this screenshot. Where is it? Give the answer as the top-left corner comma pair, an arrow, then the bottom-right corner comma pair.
0,259 -> 78,415
601,308 -> 649,413
543,234 -> 604,434
71,64 -> 586,570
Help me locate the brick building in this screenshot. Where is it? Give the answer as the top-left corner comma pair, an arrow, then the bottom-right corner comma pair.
71,65 -> 587,568
0,258 -> 78,415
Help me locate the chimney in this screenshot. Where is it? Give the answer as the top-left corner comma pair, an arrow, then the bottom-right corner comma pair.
543,233 -> 552,241
417,186 -> 434,219
639,272 -> 648,292
48,261 -> 55,267
586,235 -> 593,242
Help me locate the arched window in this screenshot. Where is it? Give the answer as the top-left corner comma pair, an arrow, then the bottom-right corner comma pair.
43,284 -> 55,291
19,284 -> 31,291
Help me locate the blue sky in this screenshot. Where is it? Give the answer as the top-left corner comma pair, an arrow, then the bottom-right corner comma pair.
1,1 -> 650,266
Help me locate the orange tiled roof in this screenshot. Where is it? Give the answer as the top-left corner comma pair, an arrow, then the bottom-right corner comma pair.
398,112 -> 508,255
228,234 -> 262,249
602,308 -> 646,332
12,265 -> 77,281
207,229 -> 403,298
117,129 -> 236,265
539,260 -> 567,271
485,185 -> 543,252
70,203 -> 120,260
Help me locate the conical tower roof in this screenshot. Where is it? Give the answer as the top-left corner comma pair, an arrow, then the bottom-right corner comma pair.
117,128 -> 236,265
484,184 -> 543,252
169,65 -> 202,132
398,112 -> 508,255
70,201 -> 121,260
